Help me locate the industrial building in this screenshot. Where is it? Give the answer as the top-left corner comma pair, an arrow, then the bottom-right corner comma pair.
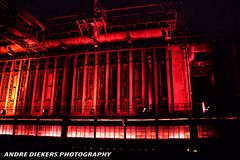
0,0 -> 240,159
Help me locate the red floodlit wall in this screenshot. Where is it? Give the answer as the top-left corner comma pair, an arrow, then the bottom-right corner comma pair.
190,43 -> 212,54
158,125 -> 190,139
0,46 -> 194,116
37,125 -> 62,137
96,126 -> 124,139
0,124 -> 14,135
0,123 -> 220,139
197,125 -> 219,138
15,125 -> 36,136
126,126 -> 156,139
166,45 -> 192,112
67,126 -> 94,138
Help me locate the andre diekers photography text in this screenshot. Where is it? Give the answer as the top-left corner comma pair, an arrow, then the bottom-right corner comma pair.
3,152 -> 112,158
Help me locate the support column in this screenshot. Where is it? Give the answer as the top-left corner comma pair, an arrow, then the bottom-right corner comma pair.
141,51 -> 145,108
61,58 -> 67,114
13,61 -> 22,115
166,47 -> 173,113
153,49 -> 159,113
22,60 -> 30,112
50,58 -> 57,115
167,45 -> 192,113
71,56 -> 77,115
184,46 -> 192,111
105,52 -> 109,113
4,62 -> 13,114
0,62 -> 7,102
117,52 -> 121,114
129,50 -> 133,115
40,59 -> 49,115
148,55 -> 153,109
189,119 -> 198,147
93,54 -> 98,114
31,61 -> 39,115
82,54 -> 88,115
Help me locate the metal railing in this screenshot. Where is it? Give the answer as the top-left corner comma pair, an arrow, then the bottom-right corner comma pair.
0,102 -> 212,117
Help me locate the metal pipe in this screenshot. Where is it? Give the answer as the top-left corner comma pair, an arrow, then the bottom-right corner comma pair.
104,3 -> 164,13
19,9 -> 46,31
0,28 -> 165,54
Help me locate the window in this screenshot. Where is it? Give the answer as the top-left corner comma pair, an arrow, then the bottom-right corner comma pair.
96,126 -> 124,139
158,125 -> 190,139
114,126 -> 124,139
126,126 -> 156,139
96,126 -> 106,138
0,124 -> 13,135
37,125 -> 61,137
15,125 -> 36,136
197,125 -> 218,138
67,126 -> 94,138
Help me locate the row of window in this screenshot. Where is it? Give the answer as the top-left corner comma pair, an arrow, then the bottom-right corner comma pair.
0,125 -> 62,137
0,124 -> 218,139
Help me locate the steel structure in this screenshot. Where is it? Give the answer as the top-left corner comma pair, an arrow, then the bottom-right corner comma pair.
0,1 -> 240,159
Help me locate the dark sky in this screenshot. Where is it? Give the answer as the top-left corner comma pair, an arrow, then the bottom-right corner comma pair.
13,0 -> 240,35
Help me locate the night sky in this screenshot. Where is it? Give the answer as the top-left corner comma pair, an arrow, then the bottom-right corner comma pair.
12,0 -> 240,35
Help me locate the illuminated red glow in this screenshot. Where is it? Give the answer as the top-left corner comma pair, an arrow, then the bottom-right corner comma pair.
0,124 -> 219,139
0,124 -> 13,135
167,45 -> 192,112
126,126 -> 156,139
67,126 -> 94,138
197,125 -> 218,138
96,126 -> 124,139
0,28 -> 166,54
37,125 -> 62,137
0,45 -> 203,116
15,125 -> 36,136
67,125 -> 191,139
158,126 -> 190,139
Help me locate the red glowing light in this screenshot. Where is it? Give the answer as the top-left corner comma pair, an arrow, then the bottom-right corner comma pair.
15,125 -> 36,136
67,126 -> 94,138
0,124 -> 14,135
126,126 -> 156,139
37,125 -> 62,137
197,125 -> 218,138
158,126 -> 190,139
